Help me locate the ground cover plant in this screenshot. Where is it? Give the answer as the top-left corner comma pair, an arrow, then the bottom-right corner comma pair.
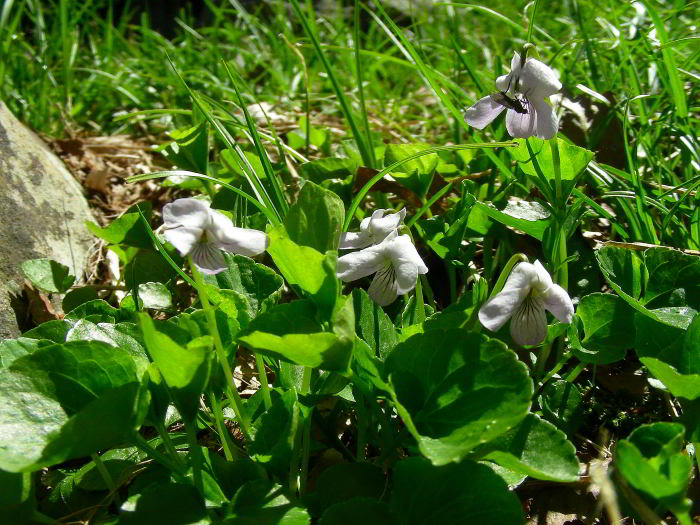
1,0 -> 699,523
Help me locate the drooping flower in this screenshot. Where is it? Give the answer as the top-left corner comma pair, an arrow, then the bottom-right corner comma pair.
479,260 -> 574,346
339,208 -> 407,250
336,230 -> 428,306
464,51 -> 562,139
163,198 -> 268,275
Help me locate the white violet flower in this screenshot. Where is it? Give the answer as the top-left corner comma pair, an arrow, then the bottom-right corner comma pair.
163,198 -> 268,275
464,51 -> 562,140
339,208 -> 407,250
479,260 -> 574,346
336,230 -> 428,306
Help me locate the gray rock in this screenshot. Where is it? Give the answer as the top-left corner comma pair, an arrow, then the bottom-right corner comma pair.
0,102 -> 95,340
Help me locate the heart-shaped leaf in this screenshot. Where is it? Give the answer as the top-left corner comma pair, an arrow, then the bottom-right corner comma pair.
385,330 -> 532,465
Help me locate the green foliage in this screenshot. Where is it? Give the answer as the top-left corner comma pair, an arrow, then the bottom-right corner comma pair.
0,340 -> 148,472
284,180 -> 345,253
140,314 -> 213,422
86,203 -> 154,250
384,330 -> 532,465
477,413 -> 580,482
384,143 -> 438,198
511,138 -> 594,201
266,226 -> 339,317
2,0 -> 698,521
21,258 -> 75,293
390,458 -> 524,525
616,422 -> 693,524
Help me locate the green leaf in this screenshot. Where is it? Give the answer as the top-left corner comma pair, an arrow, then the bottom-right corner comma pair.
121,282 -> 173,311
385,330 -> 532,465
390,457 -> 523,525
204,253 -> 284,319
284,180 -> 345,253
300,157 -> 358,182
511,137 -> 594,200
0,337 -> 54,368
62,287 -> 99,313
573,293 -> 633,364
472,200 -> 552,241
319,499 -> 395,525
64,320 -> 150,377
225,479 -> 309,524
125,249 -> 180,289
249,389 -> 298,478
539,380 -> 583,436
239,331 -> 353,373
636,311 -> 700,399
384,143 -> 438,198
352,288 -> 398,360
86,203 -> 153,249
0,340 -> 148,472
119,482 -> 208,525
288,116 -> 330,153
266,226 -> 338,317
65,299 -> 133,323
23,320 -> 74,343
477,413 -> 580,482
139,314 -> 213,422
596,246 -> 645,300
238,301 -> 352,371
157,121 -> 209,175
308,463 -> 386,518
643,248 -> 700,309
616,422 -> 693,523
20,258 -> 75,293
0,470 -> 35,524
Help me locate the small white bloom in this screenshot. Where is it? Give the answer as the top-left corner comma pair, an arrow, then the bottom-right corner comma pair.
465,51 -> 562,140
163,198 -> 268,275
479,260 -> 574,346
339,208 -> 407,250
336,230 -> 428,306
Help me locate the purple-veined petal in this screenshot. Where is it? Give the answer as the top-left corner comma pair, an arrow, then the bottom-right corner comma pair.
386,235 -> 428,275
208,210 -> 268,256
163,226 -> 201,257
531,97 -> 559,140
162,198 -> 210,229
506,106 -> 536,138
510,296 -> 548,346
368,263 -> 399,306
190,241 -> 227,274
464,95 -> 506,130
542,283 -> 574,324
336,244 -> 387,282
478,261 -> 538,332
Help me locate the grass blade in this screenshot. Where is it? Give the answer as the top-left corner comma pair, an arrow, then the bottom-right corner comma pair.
288,0 -> 373,167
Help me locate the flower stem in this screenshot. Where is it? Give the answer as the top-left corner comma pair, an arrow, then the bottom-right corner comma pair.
549,138 -> 569,289
534,341 -> 552,382
154,420 -> 183,464
299,367 -> 313,496
209,390 -> 236,461
90,452 -> 119,500
188,257 -> 253,442
185,419 -> 204,496
131,432 -> 188,477
256,353 -> 273,410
